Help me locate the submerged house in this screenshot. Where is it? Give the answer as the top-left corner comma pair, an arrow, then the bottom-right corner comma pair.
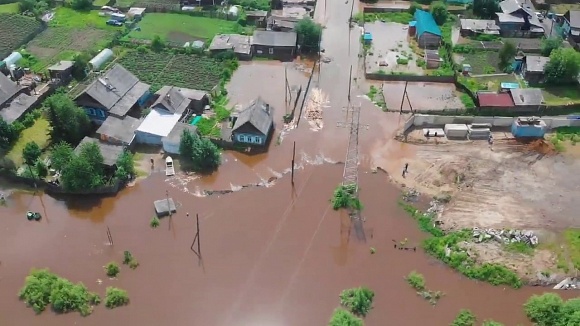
74,64 -> 151,124
230,97 -> 274,146
413,10 -> 442,49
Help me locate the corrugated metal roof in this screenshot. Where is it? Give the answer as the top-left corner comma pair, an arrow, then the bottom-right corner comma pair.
477,92 -> 515,107
414,10 -> 441,37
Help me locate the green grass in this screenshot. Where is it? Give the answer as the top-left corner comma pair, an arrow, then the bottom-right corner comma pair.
458,51 -> 501,75
0,2 -> 19,13
470,74 -> 518,92
504,242 -> 534,255
6,117 -> 50,166
50,7 -> 118,30
541,85 -> 580,105
364,12 -> 414,24
93,0 -> 110,5
127,13 -> 238,42
564,229 -> 580,270
459,93 -> 475,109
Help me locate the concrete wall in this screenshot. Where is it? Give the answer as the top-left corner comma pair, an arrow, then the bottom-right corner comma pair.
365,73 -> 455,83
409,114 -> 580,129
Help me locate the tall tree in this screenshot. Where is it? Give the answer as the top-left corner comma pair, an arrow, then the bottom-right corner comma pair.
79,141 -> 104,175
49,142 -> 74,171
0,117 -> 19,150
295,17 -> 323,54
430,1 -> 448,25
541,36 -> 563,56
45,92 -> 90,145
60,155 -> 102,191
498,41 -> 517,71
179,130 -> 221,173
22,141 -> 41,166
179,129 -> 196,160
544,47 -> 580,85
114,150 -> 135,181
473,0 -> 500,19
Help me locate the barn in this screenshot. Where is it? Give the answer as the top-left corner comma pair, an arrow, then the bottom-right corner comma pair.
414,10 -> 442,49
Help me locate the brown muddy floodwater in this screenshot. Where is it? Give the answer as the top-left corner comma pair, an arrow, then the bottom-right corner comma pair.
0,165 -> 575,326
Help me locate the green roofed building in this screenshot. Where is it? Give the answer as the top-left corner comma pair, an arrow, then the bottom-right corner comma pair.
413,10 -> 442,49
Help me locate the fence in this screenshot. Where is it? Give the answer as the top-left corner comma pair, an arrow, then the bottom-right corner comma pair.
365,73 -> 456,82
407,114 -> 580,129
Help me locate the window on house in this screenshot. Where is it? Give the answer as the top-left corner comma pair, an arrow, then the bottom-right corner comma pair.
97,109 -> 106,118
86,108 -> 95,116
254,136 -> 261,144
238,134 -> 246,143
269,48 -> 274,55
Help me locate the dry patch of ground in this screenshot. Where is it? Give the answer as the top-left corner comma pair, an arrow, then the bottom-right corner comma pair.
379,129 -> 580,281
304,88 -> 327,131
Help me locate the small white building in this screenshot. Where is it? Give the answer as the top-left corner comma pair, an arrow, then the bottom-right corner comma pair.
135,109 -> 181,145
128,7 -> 146,20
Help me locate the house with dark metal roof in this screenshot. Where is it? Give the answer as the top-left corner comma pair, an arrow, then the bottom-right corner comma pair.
0,73 -> 30,123
48,61 -> 74,84
496,0 -> 544,37
251,30 -> 297,61
154,86 -> 209,115
413,10 -> 441,49
563,10 -> 580,42
74,64 -> 151,124
231,97 -> 274,146
208,34 -> 252,60
96,115 -> 141,147
459,19 -> 500,37
522,55 -> 550,84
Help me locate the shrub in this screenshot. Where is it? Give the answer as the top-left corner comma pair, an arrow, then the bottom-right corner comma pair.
104,287 -> 129,309
18,269 -> 100,316
451,309 -> 476,326
150,216 -> 160,228
339,287 -> 375,317
329,308 -> 363,326
331,184 -> 363,211
35,159 -> 48,178
397,57 -> 409,65
105,262 -> 120,277
406,271 -> 425,290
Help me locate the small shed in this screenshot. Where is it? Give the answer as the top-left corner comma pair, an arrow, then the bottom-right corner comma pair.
74,137 -> 125,169
511,117 -> 546,138
127,7 -> 146,20
48,61 -> 74,83
424,50 -> 442,69
96,115 -> 141,147
509,88 -> 545,107
444,124 -> 469,139
135,109 -> 181,145
162,122 -> 198,154
522,55 -> 550,84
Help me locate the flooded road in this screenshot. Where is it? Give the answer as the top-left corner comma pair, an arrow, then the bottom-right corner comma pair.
0,1 -> 577,326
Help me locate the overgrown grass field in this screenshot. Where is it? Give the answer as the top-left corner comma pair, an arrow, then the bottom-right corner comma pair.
457,51 -> 501,75
50,7 -> 120,30
0,2 -> 19,13
127,13 -> 238,42
541,86 -> 580,105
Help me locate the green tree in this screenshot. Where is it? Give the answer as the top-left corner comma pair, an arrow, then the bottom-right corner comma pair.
22,141 -> 41,166
104,287 -> 129,308
0,117 -> 19,150
541,36 -> 563,56
179,129 -> 196,160
115,150 -> 134,181
498,41 -> 516,71
524,293 -> 564,326
180,130 -> 221,172
49,142 -> 74,171
35,160 -> 48,178
79,141 -> 104,174
339,287 -> 374,317
408,2 -> 421,15
481,321 -> 504,326
59,143 -> 105,191
105,262 -> 120,277
71,52 -> 91,80
544,48 -> 580,85
472,0 -> 500,19
151,35 -> 165,52
430,1 -> 448,25
450,310 -> 476,326
70,0 -> 91,10
329,308 -> 363,326
45,93 -> 90,145
295,17 -> 323,54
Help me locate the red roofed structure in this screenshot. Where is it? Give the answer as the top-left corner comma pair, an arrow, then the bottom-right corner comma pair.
477,92 -> 515,107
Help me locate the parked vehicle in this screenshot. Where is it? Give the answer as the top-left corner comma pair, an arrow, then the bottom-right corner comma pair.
106,20 -> 123,26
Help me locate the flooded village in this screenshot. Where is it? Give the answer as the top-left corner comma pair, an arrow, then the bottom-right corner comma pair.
1,0 -> 580,325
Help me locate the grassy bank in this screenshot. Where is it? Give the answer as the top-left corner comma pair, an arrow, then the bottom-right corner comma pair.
400,201 -> 523,288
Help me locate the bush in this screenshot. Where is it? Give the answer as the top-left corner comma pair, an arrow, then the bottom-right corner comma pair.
339,287 -> 374,317
104,287 -> 129,309
105,262 -> 120,277
150,216 -> 160,228
406,271 -> 425,290
123,251 -> 139,269
329,308 -> 363,326
451,309 -> 476,326
18,269 -> 100,316
331,184 -> 363,211
35,159 -> 48,178
430,1 -> 448,25
408,2 -> 421,14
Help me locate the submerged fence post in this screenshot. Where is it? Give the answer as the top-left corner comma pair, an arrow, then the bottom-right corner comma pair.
291,141 -> 296,185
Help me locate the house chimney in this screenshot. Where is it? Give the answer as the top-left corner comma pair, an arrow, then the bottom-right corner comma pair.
166,94 -> 171,102
265,103 -> 270,113
520,94 -> 524,102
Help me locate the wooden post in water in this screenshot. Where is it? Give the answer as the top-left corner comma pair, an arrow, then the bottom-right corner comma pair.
107,226 -> 113,246
196,214 -> 201,257
399,81 -> 408,114
166,190 -> 171,231
291,141 -> 296,185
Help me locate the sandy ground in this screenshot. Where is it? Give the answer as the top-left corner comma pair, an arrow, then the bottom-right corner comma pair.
373,128 -> 580,280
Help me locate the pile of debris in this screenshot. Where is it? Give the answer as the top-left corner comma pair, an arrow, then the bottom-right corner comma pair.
472,227 -> 539,246
426,200 -> 444,215
402,188 -> 419,202
304,88 -> 326,130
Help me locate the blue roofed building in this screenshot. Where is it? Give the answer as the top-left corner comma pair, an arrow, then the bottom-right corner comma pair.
413,10 -> 442,49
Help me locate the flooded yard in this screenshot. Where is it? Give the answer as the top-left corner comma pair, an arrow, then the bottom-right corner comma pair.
364,22 -> 425,75
382,82 -> 465,111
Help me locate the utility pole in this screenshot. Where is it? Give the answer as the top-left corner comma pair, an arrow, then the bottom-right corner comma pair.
191,214 -> 201,260
285,64 -> 289,115
166,190 -> 171,231
399,81 -> 408,113
291,141 -> 296,185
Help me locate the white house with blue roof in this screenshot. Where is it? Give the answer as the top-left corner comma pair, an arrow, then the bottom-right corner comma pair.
413,10 -> 442,49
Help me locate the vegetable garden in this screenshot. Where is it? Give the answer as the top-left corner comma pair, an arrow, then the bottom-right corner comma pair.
118,51 -> 224,92
0,14 -> 42,57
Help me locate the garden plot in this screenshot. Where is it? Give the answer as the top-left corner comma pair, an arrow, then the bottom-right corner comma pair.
27,27 -> 114,63
454,51 -> 501,75
128,13 -> 238,44
0,14 -> 42,57
364,22 -> 425,75
118,51 -> 224,92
